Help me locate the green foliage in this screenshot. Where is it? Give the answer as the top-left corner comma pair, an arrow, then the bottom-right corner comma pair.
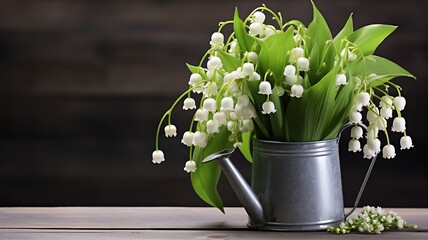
155,1 -> 416,212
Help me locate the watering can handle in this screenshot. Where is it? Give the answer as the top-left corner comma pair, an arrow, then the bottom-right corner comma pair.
337,122 -> 379,219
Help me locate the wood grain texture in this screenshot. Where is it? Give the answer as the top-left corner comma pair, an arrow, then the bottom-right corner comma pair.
0,207 -> 427,230
0,207 -> 427,239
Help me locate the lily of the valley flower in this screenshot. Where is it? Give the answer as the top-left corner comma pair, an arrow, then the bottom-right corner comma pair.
297,57 -> 310,72
193,131 -> 208,147
336,73 -> 347,86
183,98 -> 196,110
164,124 -> 177,137
348,139 -> 361,152
195,108 -> 209,122
262,101 -> 276,114
290,47 -> 304,63
184,160 -> 197,173
206,119 -> 220,133
400,136 -> 414,150
382,144 -> 396,159
213,112 -> 227,125
351,125 -> 363,139
181,131 -> 194,147
258,81 -> 272,95
394,96 -> 406,111
210,32 -> 224,50
380,107 -> 393,119
349,111 -> 362,123
152,150 -> 165,164
221,97 -> 234,110
203,98 -> 217,112
357,92 -> 370,106
207,56 -> 223,70
392,117 -> 406,132
290,84 -> 304,98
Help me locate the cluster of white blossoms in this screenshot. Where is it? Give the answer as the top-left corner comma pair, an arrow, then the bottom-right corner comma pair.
328,206 -> 417,234
347,83 -> 413,159
152,7 -> 414,172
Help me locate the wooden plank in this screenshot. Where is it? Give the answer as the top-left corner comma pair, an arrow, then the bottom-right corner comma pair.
0,229 -> 427,240
0,207 -> 427,231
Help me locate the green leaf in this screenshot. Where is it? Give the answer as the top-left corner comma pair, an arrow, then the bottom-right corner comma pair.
306,0 -> 332,53
233,8 -> 259,54
347,24 -> 397,56
323,72 -> 356,139
260,27 -> 295,85
364,55 -> 416,86
333,13 -> 354,50
285,64 -> 339,141
239,131 -> 253,163
190,126 -> 233,212
217,51 -> 241,72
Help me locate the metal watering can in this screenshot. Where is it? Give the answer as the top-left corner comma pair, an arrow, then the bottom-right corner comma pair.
203,123 -> 378,231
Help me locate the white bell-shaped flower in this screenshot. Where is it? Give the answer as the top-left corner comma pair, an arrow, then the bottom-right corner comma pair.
252,11 -> 266,23
290,47 -> 304,63
152,150 -> 165,164
351,125 -> 363,139
249,22 -> 264,36
400,136 -> 414,150
348,139 -> 361,152
164,124 -> 177,137
221,97 -> 234,111
193,131 -> 207,148
380,107 -> 393,119
349,111 -> 362,123
207,56 -> 223,70
213,112 -> 227,126
382,144 -> 396,159
285,75 -> 298,86
247,52 -> 259,63
297,57 -> 310,72
181,131 -> 194,147
336,73 -> 347,86
184,160 -> 197,173
264,25 -> 276,38
195,108 -> 209,121
284,65 -> 296,77
203,98 -> 217,112
363,144 -> 376,159
262,101 -> 276,114
242,62 -> 255,76
340,48 -> 357,62
189,73 -> 203,86
210,32 -> 224,50
258,81 -> 272,95
357,92 -> 370,106
183,98 -> 196,110
290,84 -> 304,98
379,95 -> 393,108
367,137 -> 381,153
248,72 -> 261,81
206,119 -> 220,133
394,96 -> 406,111
392,117 -> 406,132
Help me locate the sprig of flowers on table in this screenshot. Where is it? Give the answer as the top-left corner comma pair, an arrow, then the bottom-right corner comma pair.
151,1 -> 415,210
328,206 -> 417,234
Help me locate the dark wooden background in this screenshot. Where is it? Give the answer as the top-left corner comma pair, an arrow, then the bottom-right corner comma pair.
0,0 -> 427,207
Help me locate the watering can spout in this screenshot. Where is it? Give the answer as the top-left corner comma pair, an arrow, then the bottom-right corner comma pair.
202,149 -> 265,228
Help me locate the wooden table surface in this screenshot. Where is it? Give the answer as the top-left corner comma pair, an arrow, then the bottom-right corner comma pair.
0,207 -> 427,239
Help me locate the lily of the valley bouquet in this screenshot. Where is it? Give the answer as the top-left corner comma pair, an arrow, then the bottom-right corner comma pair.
152,1 -> 415,211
